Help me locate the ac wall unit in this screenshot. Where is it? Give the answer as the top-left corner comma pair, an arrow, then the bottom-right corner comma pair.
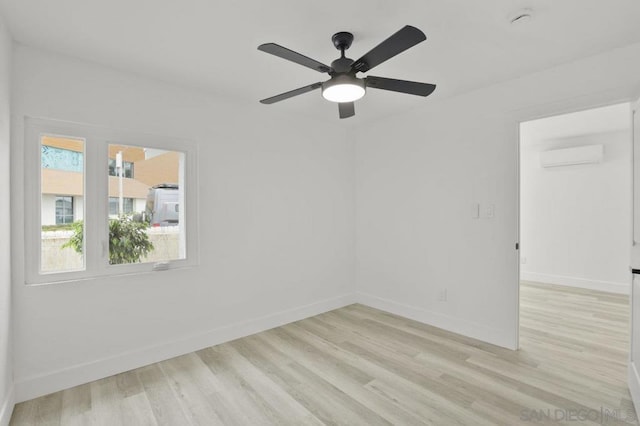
539,145 -> 603,168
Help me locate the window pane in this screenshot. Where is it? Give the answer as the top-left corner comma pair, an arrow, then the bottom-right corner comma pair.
41,136 -> 84,273
108,144 -> 185,265
109,197 -> 134,216
124,197 -> 134,213
55,196 -> 74,224
108,159 -> 116,177
124,162 -> 134,178
108,197 -> 118,216
108,159 -> 134,178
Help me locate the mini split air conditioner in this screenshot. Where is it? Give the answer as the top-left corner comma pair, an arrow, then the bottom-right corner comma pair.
539,145 -> 603,168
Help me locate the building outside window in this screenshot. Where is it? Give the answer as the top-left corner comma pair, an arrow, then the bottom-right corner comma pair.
39,139 -> 151,226
40,137 -> 85,229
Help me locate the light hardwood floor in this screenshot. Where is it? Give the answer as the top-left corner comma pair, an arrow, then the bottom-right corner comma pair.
10,281 -> 638,425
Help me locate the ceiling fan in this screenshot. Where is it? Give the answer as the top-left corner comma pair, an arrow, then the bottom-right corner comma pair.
258,25 -> 436,119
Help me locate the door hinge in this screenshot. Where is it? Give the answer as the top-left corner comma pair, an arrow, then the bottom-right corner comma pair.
516,243 -> 519,250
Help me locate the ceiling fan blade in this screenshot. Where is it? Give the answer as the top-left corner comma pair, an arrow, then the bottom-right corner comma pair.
366,76 -> 436,97
259,82 -> 323,104
351,26 -> 426,73
258,43 -> 332,73
338,102 -> 355,119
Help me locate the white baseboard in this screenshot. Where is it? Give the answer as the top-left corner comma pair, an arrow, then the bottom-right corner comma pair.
15,293 -> 356,403
355,292 -> 517,350
521,271 -> 629,294
0,386 -> 14,426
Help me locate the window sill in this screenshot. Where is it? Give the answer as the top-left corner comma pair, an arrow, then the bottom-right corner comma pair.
25,261 -> 199,286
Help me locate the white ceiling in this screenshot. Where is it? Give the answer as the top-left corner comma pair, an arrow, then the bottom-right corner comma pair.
1,0 -> 640,123
521,102 -> 631,145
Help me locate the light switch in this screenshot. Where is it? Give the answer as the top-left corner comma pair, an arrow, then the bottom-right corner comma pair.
438,288 -> 448,302
471,203 -> 479,219
485,204 -> 495,218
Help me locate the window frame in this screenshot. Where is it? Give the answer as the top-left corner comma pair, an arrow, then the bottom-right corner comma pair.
25,117 -> 199,285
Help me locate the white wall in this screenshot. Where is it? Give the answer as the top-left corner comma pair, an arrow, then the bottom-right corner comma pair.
0,13 -> 12,426
355,42 -> 640,350
11,45 -> 355,401
520,129 -> 631,294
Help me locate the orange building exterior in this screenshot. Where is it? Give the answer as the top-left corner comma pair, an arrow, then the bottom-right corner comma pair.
41,137 -> 179,226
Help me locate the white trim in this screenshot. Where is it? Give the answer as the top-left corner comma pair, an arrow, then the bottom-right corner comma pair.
520,272 -> 630,294
14,293 -> 355,403
630,97 -> 640,419
514,118 -> 521,350
630,276 -> 639,421
355,292 -> 518,350
629,363 -> 640,422
0,386 -> 14,426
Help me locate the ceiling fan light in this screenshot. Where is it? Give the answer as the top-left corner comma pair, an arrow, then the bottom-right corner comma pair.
322,76 -> 365,103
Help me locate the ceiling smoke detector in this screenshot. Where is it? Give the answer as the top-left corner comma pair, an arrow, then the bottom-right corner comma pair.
509,8 -> 533,25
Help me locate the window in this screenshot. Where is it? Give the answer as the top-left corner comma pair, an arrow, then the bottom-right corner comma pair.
108,144 -> 185,264
25,118 -> 197,283
55,196 -> 74,224
108,159 -> 134,178
108,197 -> 134,215
39,136 -> 85,274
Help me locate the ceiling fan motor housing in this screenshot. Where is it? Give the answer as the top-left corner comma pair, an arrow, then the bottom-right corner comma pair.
331,57 -> 354,73
332,32 -> 354,51
331,32 -> 356,73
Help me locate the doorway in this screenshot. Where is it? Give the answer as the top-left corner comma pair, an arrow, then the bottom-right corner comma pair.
517,102 -> 635,420
519,102 -> 632,294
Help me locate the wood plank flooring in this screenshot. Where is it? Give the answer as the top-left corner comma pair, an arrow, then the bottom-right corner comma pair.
11,281 -> 638,425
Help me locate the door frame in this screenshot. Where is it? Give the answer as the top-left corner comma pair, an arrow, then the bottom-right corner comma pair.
509,90 -> 635,350
629,98 -> 640,418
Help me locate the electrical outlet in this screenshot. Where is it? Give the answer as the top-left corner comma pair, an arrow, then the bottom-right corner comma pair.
521,257 -> 527,264
438,289 -> 448,302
